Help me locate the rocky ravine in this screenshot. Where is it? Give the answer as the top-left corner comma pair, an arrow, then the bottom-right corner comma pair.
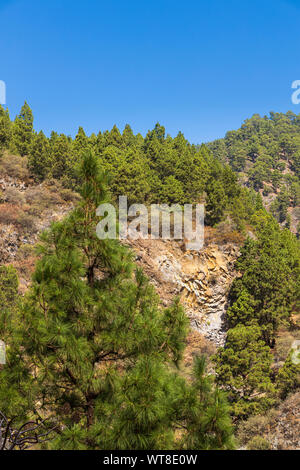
0,171 -> 241,348
0,172 -> 299,450
127,238 -> 240,347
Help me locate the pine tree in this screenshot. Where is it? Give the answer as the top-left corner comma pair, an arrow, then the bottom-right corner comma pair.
213,324 -> 275,418
49,133 -> 76,185
28,131 -> 51,181
229,212 -> 300,346
178,356 -> 235,450
12,101 -> 34,156
122,124 -> 136,147
106,125 -> 123,147
276,353 -> 300,400
0,105 -> 12,155
0,265 -> 18,341
94,131 -> 105,156
73,126 -> 89,156
205,179 -> 227,226
113,148 -> 152,205
160,175 -> 185,204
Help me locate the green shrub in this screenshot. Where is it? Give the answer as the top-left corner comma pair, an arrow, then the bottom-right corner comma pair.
247,436 -> 271,450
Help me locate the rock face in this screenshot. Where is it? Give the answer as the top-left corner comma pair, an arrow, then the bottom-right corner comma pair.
0,225 -> 31,263
128,238 -> 240,347
0,176 -> 27,192
0,173 -> 73,291
179,246 -> 239,346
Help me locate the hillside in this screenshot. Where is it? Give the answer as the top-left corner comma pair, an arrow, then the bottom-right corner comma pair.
208,112 -> 300,234
0,151 -> 299,449
0,103 -> 299,450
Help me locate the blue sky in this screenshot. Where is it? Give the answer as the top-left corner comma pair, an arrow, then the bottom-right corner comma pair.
1,0 -> 300,143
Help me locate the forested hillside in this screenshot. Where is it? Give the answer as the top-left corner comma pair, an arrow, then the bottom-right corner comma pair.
208,112 -> 300,234
1,102 -> 262,230
0,102 -> 299,450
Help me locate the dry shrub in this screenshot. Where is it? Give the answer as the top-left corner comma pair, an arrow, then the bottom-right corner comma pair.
0,203 -> 21,225
0,204 -> 37,233
220,230 -> 245,244
46,179 -> 80,202
204,226 -> 217,244
59,187 -> 80,203
17,243 -> 35,260
237,415 -> 270,447
0,154 -> 30,181
183,330 -> 216,371
292,207 -> 300,219
26,203 -> 44,217
4,187 -> 25,205
16,212 -> 37,233
205,225 -> 245,246
25,186 -> 62,207
13,244 -> 36,280
13,255 -> 36,279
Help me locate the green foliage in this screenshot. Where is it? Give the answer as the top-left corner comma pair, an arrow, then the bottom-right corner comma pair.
28,131 -> 51,181
178,356 -> 235,450
247,436 -> 271,450
49,133 -> 76,185
73,126 -> 90,156
270,189 -> 290,223
214,209 -> 300,418
205,179 -> 227,226
0,151 -> 234,450
0,103 -> 259,229
208,111 -> 300,223
12,102 -> 34,156
213,324 -> 275,418
0,265 -> 18,340
276,354 -> 300,400
229,211 -> 300,346
0,105 -> 12,155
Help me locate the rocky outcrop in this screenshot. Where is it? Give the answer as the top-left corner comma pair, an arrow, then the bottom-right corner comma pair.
0,176 -> 27,192
128,238 -> 240,347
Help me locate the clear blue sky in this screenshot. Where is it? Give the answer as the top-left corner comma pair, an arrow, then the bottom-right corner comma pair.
1,0 -> 300,143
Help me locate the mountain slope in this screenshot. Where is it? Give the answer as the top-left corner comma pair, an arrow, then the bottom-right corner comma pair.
208,112 -> 300,234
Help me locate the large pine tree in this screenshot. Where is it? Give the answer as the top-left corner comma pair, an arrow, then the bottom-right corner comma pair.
12,101 -> 34,157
